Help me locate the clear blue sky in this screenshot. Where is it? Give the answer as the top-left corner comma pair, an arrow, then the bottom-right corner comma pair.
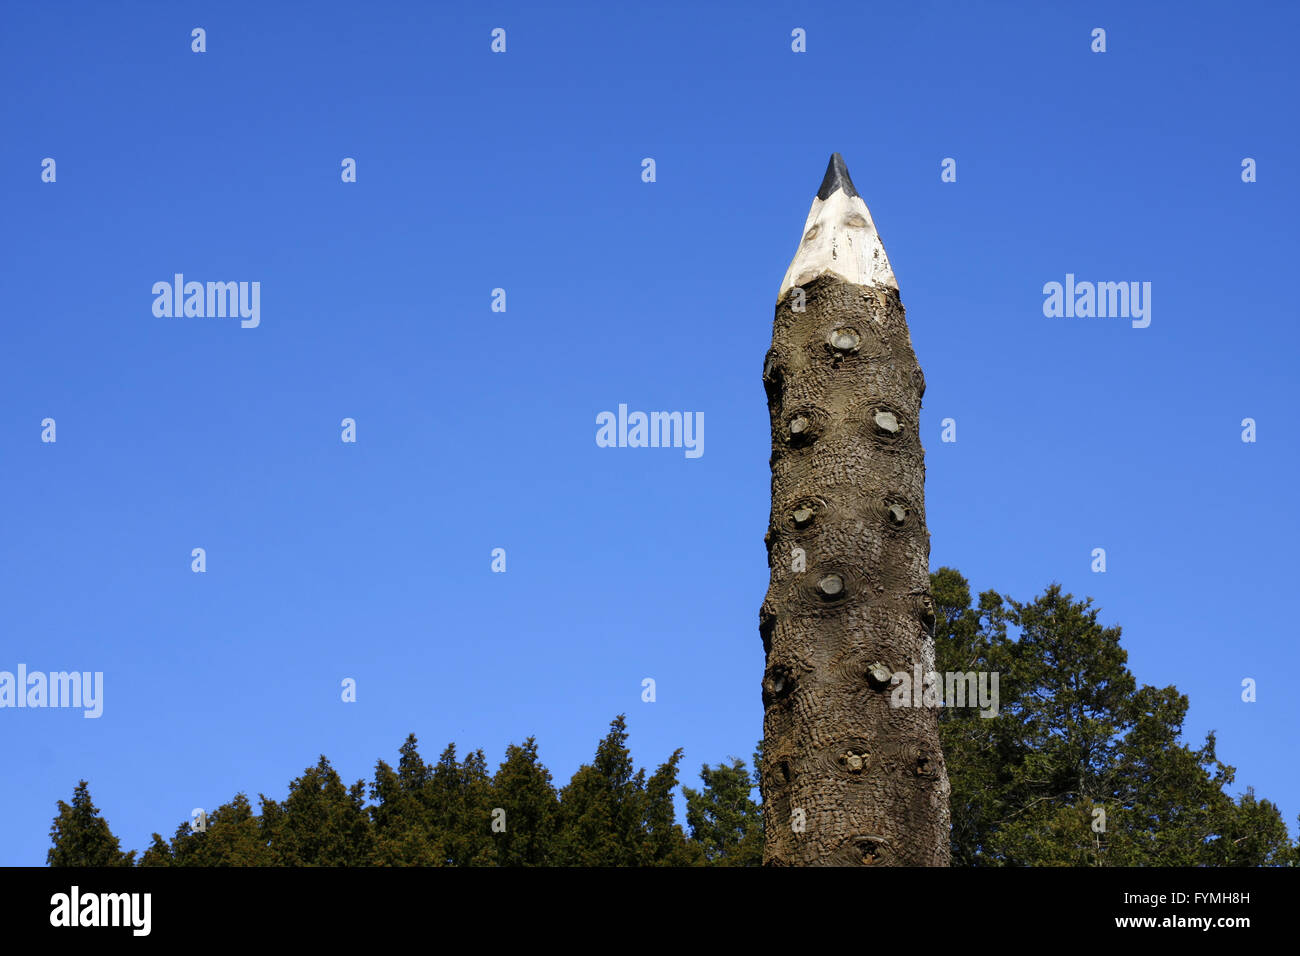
2,1 -> 1297,865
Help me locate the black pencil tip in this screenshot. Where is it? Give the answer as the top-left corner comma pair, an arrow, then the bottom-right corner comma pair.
816,153 -> 859,201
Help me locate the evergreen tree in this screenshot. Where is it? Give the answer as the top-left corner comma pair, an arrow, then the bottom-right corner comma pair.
1205,787 -> 1294,866
490,737 -> 560,866
556,716 -> 646,866
931,568 -> 1295,866
553,716 -> 703,866
262,756 -> 376,865
137,833 -> 173,867
161,793 -> 271,866
424,744 -> 496,866
370,735 -> 444,866
1234,792 -> 1298,866
256,794 -> 282,858
641,750 -> 702,866
683,758 -> 764,865
51,634 -> 1296,867
47,781 -> 135,866
930,567 -> 1014,864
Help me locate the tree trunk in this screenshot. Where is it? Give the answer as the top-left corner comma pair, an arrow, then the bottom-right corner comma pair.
759,154 -> 951,866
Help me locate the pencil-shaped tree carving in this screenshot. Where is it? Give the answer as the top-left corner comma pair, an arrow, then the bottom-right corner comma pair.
759,154 -> 951,866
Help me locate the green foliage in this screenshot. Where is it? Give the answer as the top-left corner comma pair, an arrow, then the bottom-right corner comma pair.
490,738 -> 560,866
46,780 -> 134,867
553,716 -> 707,866
555,715 -> 648,865
683,757 -> 764,865
427,744 -> 496,866
260,757 -> 376,866
370,735 -> 443,866
137,832 -> 173,867
47,575 -> 1295,866
1206,788 -> 1295,867
931,566 -> 1295,867
642,749 -> 704,865
159,793 -> 271,866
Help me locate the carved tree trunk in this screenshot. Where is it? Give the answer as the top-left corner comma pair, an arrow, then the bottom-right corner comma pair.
759,154 -> 951,866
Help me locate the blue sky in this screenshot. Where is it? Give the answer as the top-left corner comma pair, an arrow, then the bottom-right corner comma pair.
2,0 -> 1297,865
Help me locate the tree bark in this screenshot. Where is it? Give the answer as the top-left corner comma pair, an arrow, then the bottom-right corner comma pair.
759,157 -> 951,865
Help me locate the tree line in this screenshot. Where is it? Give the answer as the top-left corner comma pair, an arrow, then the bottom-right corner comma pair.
47,569 -> 1296,866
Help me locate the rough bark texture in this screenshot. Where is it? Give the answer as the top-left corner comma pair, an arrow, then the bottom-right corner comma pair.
759,274 -> 951,866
